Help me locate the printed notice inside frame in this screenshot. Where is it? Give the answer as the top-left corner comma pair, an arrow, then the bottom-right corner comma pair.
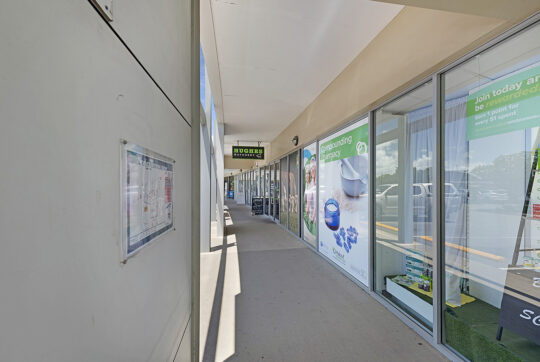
121,141 -> 174,260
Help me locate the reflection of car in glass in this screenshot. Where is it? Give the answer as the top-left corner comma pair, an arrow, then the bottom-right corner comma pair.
426,183 -> 461,215
376,183 -> 460,219
376,184 -> 393,195
376,184 -> 400,218
477,188 -> 509,202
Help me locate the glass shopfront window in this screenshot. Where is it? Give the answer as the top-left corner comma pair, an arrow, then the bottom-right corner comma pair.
442,22 -> 540,361
254,18 -> 540,360
227,176 -> 234,199
261,168 -> 264,198
251,170 -> 255,200
269,164 -> 274,217
289,151 -> 300,235
302,142 -> 318,247
275,162 -> 280,220
252,170 -> 257,202
280,157 -> 289,225
264,166 -> 270,215
245,172 -> 248,205
254,169 -> 259,198
374,82 -> 435,330
247,171 -> 251,205
239,174 -> 242,203
242,172 -> 247,204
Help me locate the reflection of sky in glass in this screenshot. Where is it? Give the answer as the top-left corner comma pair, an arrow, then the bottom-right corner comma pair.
200,46 -> 205,109
211,96 -> 216,138
468,128 -> 538,171
443,56 -> 540,170
376,118 -> 397,135
378,72 -> 540,176
376,140 -> 398,177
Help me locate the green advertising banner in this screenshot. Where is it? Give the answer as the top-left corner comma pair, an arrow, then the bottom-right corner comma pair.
319,123 -> 368,163
466,63 -> 540,140
318,118 -> 370,287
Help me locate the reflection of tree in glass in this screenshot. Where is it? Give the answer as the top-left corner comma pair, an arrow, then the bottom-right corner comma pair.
470,151 -> 529,202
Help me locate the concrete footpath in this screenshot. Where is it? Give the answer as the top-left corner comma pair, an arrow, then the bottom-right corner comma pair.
200,201 -> 448,362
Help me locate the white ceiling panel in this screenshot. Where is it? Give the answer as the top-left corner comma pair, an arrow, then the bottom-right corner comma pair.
208,0 -> 403,154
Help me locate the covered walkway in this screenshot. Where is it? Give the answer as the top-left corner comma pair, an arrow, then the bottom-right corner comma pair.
200,202 -> 447,361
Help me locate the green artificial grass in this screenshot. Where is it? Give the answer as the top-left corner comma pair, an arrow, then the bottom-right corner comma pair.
446,299 -> 539,362
389,276 -> 539,361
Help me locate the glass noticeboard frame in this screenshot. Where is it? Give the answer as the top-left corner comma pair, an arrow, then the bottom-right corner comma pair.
121,140 -> 175,261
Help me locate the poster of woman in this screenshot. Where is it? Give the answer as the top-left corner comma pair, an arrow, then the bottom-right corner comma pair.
302,143 -> 317,246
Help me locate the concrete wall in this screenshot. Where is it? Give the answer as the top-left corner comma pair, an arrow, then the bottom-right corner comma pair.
0,1 -> 193,361
269,7 -> 513,160
111,0 -> 192,118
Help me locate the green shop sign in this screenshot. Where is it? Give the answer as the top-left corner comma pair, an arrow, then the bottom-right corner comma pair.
320,123 -> 368,163
232,146 -> 265,160
466,63 -> 540,140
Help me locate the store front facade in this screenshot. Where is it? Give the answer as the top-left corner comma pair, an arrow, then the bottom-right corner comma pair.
233,17 -> 540,361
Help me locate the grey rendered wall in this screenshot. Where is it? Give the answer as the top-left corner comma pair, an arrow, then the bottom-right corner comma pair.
0,1 -> 192,361
110,0 -> 192,120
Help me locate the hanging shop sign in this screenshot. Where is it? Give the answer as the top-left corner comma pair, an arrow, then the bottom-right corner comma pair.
121,141 -> 174,260
302,142 -> 317,247
232,146 -> 265,160
466,63 -> 540,140
318,118 -> 370,286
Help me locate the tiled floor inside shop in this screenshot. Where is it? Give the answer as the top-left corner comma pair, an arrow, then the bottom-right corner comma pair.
199,201 -> 448,362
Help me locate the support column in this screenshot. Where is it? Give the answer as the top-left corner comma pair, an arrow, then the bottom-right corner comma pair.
190,0 -> 200,360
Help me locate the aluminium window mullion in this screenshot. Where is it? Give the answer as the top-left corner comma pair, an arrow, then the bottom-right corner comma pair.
432,72 -> 444,345
368,110 -> 376,292
316,139 -> 320,252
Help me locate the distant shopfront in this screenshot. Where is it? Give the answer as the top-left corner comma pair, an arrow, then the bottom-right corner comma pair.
232,17 -> 540,361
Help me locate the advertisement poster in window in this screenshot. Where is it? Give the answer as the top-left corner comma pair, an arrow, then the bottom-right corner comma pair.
466,62 -> 540,140
318,118 -> 369,286
302,143 -> 317,246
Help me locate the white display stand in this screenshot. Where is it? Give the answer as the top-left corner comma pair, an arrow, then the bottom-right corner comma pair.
386,277 -> 433,324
